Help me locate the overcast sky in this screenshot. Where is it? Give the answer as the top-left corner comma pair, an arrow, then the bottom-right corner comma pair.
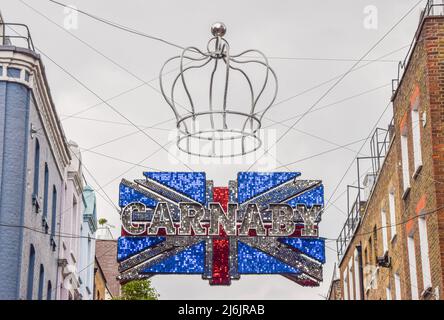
0,0 -> 428,299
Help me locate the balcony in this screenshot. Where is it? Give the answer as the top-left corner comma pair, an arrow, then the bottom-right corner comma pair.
392,0 -> 444,94
336,121 -> 393,262
0,22 -> 35,51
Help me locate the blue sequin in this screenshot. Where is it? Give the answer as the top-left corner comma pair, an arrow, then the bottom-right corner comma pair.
119,183 -> 157,208
279,238 -> 326,263
287,184 -> 324,207
144,172 -> 206,204
117,237 -> 166,261
237,172 -> 300,203
237,241 -> 300,274
142,241 -> 205,274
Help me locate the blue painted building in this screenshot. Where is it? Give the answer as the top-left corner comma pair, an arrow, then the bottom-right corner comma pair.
0,17 -> 96,299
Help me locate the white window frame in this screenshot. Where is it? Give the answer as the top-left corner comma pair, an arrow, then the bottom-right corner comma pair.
348,259 -> 354,300
400,124 -> 411,193
407,234 -> 419,299
386,285 -> 392,300
388,190 -> 397,240
418,216 -> 432,292
354,249 -> 361,300
394,273 -> 402,300
411,98 -> 423,174
343,268 -> 349,300
381,209 -> 388,255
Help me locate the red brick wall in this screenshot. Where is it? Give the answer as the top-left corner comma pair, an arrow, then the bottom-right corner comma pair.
338,16 -> 444,300
95,240 -> 120,298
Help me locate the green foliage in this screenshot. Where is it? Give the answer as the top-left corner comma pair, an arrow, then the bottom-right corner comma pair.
114,279 -> 159,300
98,218 -> 108,226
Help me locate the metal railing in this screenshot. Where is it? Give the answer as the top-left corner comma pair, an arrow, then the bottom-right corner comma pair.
0,23 -> 35,51
393,0 -> 444,94
336,0 -> 443,263
336,120 -> 394,262
369,119 -> 394,175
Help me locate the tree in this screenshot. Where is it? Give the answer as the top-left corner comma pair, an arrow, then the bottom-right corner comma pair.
114,279 -> 159,300
98,218 -> 108,226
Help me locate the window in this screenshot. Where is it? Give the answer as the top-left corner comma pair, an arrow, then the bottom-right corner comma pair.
354,249 -> 361,300
364,247 -> 368,267
47,281 -> 52,300
37,265 -> 44,300
394,273 -> 401,300
400,122 -> 411,193
348,259 -> 354,299
51,186 -> 57,242
343,268 -> 349,300
407,234 -> 419,299
26,245 -> 36,300
33,139 -> 40,197
381,209 -> 388,255
388,190 -> 397,240
368,237 -> 373,265
372,226 -> 378,263
72,196 -> 78,252
418,216 -> 432,291
386,285 -> 392,300
43,164 -> 49,219
7,67 -> 21,78
87,238 -> 92,286
411,91 -> 423,172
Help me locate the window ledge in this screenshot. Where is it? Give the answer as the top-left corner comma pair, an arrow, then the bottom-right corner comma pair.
70,252 -> 77,264
413,164 -> 423,180
41,216 -> 49,234
402,187 -> 411,200
50,236 -> 57,252
421,286 -> 433,299
32,194 -> 41,214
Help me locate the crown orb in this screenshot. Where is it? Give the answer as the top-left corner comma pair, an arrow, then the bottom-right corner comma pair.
211,22 -> 227,37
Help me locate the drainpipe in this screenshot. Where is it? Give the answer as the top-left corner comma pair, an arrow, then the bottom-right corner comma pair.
54,179 -> 65,300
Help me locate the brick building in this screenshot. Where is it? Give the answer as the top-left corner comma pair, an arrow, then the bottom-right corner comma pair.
327,264 -> 342,300
93,256 -> 112,300
333,1 -> 444,300
95,240 -> 121,299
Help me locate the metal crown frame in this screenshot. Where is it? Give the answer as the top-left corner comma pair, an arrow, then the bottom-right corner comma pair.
159,22 -> 278,158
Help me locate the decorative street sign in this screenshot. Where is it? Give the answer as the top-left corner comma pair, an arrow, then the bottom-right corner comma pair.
117,172 -> 325,286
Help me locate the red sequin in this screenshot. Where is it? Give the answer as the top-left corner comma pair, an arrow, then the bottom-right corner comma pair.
211,187 -> 231,285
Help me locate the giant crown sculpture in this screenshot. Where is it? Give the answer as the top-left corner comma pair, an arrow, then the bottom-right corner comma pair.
159,22 -> 278,158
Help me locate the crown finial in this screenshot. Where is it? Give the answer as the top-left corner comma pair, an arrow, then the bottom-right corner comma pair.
211,22 -> 227,37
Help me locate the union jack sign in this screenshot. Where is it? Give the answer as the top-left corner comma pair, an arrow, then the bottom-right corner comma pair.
117,172 -> 325,286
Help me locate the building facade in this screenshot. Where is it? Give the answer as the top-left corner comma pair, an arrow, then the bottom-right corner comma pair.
327,265 -> 342,300
56,142 -> 83,300
79,185 -> 98,300
335,2 -> 444,300
93,257 -> 113,300
0,16 -> 96,300
95,240 -> 121,299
